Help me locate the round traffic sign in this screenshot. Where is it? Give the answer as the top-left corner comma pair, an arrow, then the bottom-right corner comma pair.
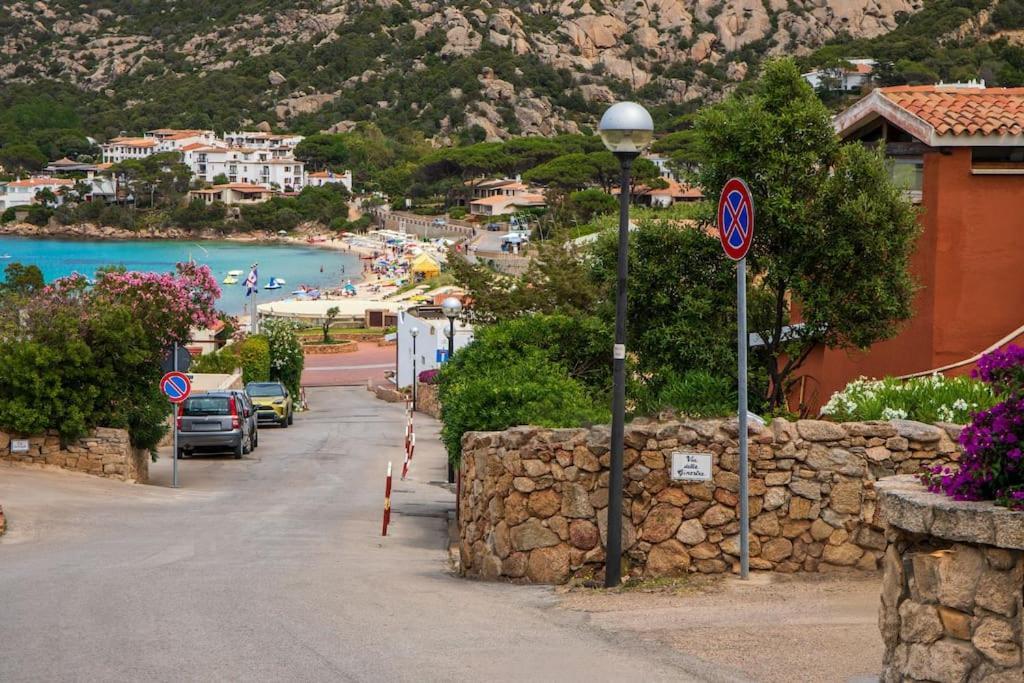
718,177 -> 755,261
160,371 -> 192,404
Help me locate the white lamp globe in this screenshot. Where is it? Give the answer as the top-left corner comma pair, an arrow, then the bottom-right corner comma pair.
597,102 -> 654,154
441,297 -> 463,319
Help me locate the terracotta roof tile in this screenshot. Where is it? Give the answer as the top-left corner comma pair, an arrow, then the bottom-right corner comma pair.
880,86 -> 1024,137
8,177 -> 75,188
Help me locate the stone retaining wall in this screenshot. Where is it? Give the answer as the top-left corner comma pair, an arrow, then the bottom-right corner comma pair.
458,417 -> 962,583
416,383 -> 441,419
876,477 -> 1023,682
0,428 -> 148,483
0,505 -> 5,536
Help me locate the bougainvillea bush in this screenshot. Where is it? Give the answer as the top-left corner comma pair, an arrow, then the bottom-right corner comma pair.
0,262 -> 220,449
922,345 -> 1024,509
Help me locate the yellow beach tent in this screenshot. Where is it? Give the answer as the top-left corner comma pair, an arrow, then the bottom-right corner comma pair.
410,253 -> 441,279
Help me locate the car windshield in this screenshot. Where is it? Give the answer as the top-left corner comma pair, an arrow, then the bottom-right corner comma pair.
247,383 -> 284,397
183,396 -> 231,416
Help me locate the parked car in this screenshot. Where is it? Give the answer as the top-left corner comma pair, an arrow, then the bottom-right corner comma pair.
486,222 -> 502,231
432,217 -> 447,226
226,389 -> 258,449
246,381 -> 294,427
176,392 -> 255,459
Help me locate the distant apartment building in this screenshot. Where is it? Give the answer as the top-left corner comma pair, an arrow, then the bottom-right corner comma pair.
181,145 -> 304,191
97,129 -> 305,195
794,83 -> 1024,411
146,129 -> 218,154
305,169 -> 353,193
222,131 -> 304,149
1,176 -> 75,210
100,137 -> 160,164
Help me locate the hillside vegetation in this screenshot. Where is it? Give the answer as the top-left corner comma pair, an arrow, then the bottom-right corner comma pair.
1,0 -> 1022,161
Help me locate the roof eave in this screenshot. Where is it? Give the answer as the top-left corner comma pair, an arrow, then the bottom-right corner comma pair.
834,89 -> 936,145
930,132 -> 1024,147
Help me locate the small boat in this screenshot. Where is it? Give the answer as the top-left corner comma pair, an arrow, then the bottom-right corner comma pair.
223,274 -> 239,285
0,254 -> 10,259
264,277 -> 283,290
227,269 -> 243,276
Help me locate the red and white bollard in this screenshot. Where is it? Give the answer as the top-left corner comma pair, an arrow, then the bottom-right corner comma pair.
382,461 -> 393,537
401,431 -> 416,480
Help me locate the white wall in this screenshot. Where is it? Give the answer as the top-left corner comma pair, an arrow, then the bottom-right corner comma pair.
395,310 -> 473,389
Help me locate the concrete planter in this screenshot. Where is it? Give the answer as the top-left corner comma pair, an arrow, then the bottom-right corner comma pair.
301,340 -> 358,354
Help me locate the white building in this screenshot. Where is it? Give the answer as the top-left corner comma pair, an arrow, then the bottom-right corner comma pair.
395,306 -> 473,390
305,169 -> 353,193
181,145 -> 304,191
1,177 -> 75,210
222,131 -> 304,149
644,154 -> 679,181
802,59 -> 876,92
99,137 -> 160,164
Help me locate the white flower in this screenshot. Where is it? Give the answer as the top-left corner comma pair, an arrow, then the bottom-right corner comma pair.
881,407 -> 908,420
952,398 -> 968,411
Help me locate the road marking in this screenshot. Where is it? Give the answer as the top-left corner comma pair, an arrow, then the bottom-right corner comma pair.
303,363 -> 395,371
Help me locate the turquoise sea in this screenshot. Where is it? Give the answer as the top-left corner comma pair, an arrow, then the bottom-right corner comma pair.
0,236 -> 362,314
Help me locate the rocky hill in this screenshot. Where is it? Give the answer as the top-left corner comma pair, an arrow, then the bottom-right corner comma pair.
0,0 -> 1005,142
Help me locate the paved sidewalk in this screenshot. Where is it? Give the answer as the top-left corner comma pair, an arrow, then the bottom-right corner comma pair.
302,341 -> 395,386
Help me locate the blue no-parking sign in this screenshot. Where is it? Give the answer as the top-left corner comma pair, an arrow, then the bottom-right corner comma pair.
160,371 -> 192,404
435,349 -> 450,363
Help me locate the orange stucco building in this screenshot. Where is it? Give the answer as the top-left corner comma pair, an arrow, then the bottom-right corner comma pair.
795,84 -> 1024,412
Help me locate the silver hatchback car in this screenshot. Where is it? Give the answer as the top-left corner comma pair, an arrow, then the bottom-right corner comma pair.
176,392 -> 256,459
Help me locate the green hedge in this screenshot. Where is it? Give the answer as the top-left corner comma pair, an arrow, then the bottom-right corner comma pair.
238,335 -> 271,385
191,347 -> 241,374
437,314 -> 611,465
438,350 -> 607,465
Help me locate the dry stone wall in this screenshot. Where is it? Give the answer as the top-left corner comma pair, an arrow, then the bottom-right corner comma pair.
458,417 -> 962,583
0,428 -> 148,483
876,477 -> 1024,682
416,383 -> 442,419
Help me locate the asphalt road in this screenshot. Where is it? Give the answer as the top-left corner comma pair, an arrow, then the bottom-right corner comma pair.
0,387 -> 725,683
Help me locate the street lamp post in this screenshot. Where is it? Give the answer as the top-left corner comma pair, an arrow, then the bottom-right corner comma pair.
597,101 -> 654,588
410,327 -> 419,410
441,297 -> 463,484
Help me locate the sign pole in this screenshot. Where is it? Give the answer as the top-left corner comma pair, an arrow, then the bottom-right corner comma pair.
718,177 -> 754,581
737,258 -> 749,580
172,342 -> 179,489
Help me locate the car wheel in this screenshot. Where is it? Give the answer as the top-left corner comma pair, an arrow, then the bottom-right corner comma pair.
242,435 -> 252,455
252,431 -> 259,449
287,411 -> 294,426
234,440 -> 243,459
177,449 -> 187,459
281,416 -> 289,429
